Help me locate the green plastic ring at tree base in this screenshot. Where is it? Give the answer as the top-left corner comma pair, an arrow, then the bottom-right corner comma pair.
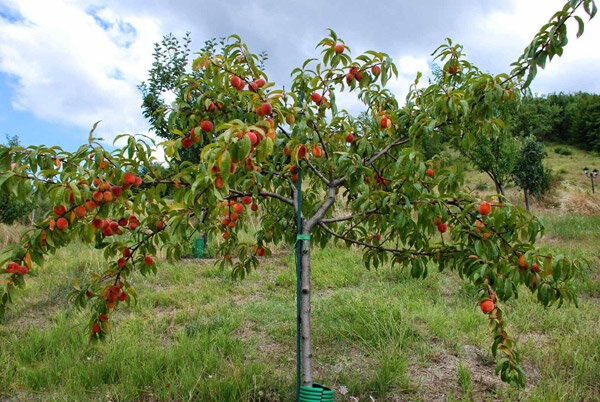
299,383 -> 334,401
193,237 -> 205,258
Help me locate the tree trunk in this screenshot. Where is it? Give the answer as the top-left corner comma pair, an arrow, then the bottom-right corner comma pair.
497,182 -> 505,197
300,225 -> 313,387
524,188 -> 530,211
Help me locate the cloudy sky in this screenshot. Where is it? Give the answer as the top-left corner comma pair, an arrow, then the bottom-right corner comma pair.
1,0 -> 599,152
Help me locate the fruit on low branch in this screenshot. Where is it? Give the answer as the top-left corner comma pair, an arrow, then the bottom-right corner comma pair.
518,254 -> 528,272
215,176 -> 224,189
311,92 -> 321,103
144,256 -> 154,266
242,196 -> 252,205
57,217 -> 68,230
480,299 -> 494,314
437,223 -> 447,233
426,168 -> 434,178
478,202 -> 491,216
346,133 -> 354,143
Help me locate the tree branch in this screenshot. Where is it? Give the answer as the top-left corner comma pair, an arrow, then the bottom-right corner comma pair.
364,137 -> 409,167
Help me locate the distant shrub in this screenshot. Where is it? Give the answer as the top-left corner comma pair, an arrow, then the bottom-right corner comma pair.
554,146 -> 572,156
475,181 -> 489,191
559,168 -> 568,174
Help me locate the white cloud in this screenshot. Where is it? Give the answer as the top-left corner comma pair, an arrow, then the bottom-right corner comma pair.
461,0 -> 600,93
0,0 -> 161,148
0,0 -> 598,160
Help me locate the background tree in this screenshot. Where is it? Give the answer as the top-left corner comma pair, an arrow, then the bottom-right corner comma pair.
508,92 -> 600,151
0,135 -> 36,225
512,136 -> 551,210
0,1 -> 596,391
138,33 -> 267,163
461,130 -> 519,196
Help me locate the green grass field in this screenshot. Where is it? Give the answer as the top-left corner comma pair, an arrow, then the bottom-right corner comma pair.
0,145 -> 599,401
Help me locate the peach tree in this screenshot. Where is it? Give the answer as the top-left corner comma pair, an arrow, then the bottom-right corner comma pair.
0,0 -> 596,389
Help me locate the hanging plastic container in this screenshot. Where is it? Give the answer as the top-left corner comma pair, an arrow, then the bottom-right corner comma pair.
298,383 -> 334,401
193,237 -> 205,258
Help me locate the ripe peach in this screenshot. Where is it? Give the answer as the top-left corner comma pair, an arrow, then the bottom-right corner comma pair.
371,65 -> 381,75
53,205 -> 66,216
346,133 -> 354,143
518,255 -> 528,270
128,222 -> 137,230
531,263 -> 540,273
255,78 -> 266,87
345,73 -> 354,85
85,201 -> 96,211
99,314 -> 108,322
200,120 -> 213,132
233,203 -> 243,213
215,176 -> 224,189
242,196 -> 252,205
312,145 -> 322,158
182,137 -> 192,148
93,177 -> 101,187
426,168 -> 434,178
17,265 -> 28,275
111,186 -> 123,197
261,102 -> 272,116
118,292 -> 127,301
144,256 -> 153,266
355,71 -> 363,81
134,176 -> 142,187
257,247 -> 265,256
117,258 -> 126,268
478,202 -> 491,216
380,117 -> 391,129
311,92 -> 321,103
103,226 -> 113,236
437,223 -> 447,233
92,323 -> 101,333
246,131 -> 258,145
57,217 -> 68,230
92,218 -> 104,229
6,263 -> 18,273
92,191 -> 103,203
103,191 -> 113,203
123,172 -> 136,186
230,75 -> 242,88
334,44 -> 344,54
251,203 -> 258,211
74,205 -> 86,218
122,248 -> 131,257
480,299 -> 494,314
298,145 -> 307,159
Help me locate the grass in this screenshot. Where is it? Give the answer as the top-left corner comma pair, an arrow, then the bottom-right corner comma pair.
1,144 -> 599,400
0,211 -> 599,401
